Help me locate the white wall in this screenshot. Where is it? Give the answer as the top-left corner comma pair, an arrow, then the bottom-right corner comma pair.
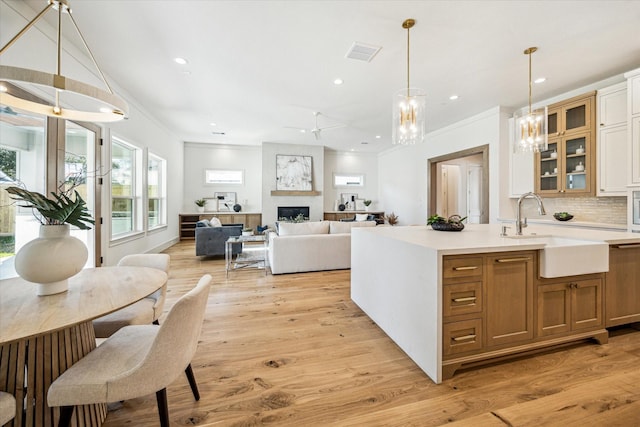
378,107 -> 504,226
323,149 -> 379,211
182,143 -> 262,213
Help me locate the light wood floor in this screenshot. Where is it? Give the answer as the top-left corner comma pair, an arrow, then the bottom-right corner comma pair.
102,241 -> 640,426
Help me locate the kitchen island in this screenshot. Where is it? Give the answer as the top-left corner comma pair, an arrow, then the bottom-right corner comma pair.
351,223 -> 640,383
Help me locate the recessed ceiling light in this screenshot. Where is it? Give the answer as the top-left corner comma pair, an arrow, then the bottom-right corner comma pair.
300,129 -> 306,133
534,77 -> 546,84
174,57 -> 188,65
210,122 -> 217,126
375,135 -> 381,139
449,95 -> 459,100
334,78 -> 344,85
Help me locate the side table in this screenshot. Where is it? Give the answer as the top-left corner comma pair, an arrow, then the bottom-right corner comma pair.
225,234 -> 269,277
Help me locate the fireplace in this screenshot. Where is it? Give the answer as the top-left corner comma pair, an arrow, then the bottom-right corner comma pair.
277,206 -> 310,222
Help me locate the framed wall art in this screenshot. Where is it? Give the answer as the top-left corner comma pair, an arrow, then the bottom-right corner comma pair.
276,155 -> 313,191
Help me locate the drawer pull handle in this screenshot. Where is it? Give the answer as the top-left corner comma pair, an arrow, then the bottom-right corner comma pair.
452,334 -> 476,342
452,297 -> 476,303
453,266 -> 478,271
496,257 -> 530,263
612,244 -> 640,249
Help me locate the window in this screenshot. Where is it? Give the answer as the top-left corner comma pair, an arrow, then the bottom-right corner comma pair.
147,153 -> 166,229
333,173 -> 364,187
205,169 -> 243,185
0,106 -> 46,280
111,136 -> 141,238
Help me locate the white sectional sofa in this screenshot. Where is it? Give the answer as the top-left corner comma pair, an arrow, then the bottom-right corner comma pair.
268,220 -> 376,274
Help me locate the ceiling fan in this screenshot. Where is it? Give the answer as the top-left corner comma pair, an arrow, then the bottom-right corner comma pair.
286,111 -> 345,140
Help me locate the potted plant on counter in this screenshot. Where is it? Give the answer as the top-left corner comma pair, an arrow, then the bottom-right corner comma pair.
5,185 -> 94,295
427,214 -> 467,231
363,200 -> 372,211
242,227 -> 254,236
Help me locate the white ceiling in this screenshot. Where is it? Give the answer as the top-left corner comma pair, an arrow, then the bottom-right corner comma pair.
8,0 -> 640,152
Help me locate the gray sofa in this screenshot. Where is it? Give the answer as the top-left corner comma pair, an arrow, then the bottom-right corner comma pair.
195,223 -> 243,256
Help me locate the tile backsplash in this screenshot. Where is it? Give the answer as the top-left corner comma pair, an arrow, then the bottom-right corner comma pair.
516,196 -> 627,224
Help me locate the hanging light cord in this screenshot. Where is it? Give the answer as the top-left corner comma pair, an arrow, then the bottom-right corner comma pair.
528,49 -> 532,115
406,22 -> 410,97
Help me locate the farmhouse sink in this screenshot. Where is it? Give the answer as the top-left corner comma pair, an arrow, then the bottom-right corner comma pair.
508,235 -> 609,278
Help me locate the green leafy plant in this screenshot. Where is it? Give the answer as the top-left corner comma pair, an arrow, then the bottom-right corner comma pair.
242,227 -> 253,232
363,199 -> 372,207
195,198 -> 206,207
5,186 -> 94,230
427,214 -> 467,225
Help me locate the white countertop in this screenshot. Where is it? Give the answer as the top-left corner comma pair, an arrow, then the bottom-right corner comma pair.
355,223 -> 640,256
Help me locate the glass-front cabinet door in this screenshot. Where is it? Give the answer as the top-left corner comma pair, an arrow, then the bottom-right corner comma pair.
547,95 -> 593,138
536,92 -> 595,196
537,140 -> 559,193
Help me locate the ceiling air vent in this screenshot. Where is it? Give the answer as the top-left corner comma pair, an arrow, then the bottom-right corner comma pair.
345,42 -> 382,62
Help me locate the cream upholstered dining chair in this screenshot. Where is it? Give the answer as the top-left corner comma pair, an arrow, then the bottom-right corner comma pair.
0,392 -> 16,426
93,253 -> 171,338
48,274 -> 212,427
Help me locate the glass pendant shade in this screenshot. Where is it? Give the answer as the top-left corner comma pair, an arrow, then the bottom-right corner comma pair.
392,87 -> 426,145
513,106 -> 548,153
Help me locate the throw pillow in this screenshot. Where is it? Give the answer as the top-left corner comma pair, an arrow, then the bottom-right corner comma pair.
355,213 -> 368,222
195,219 -> 210,227
209,217 -> 222,227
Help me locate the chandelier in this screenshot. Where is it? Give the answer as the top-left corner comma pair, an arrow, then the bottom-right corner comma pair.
0,0 -> 128,122
513,47 -> 547,152
392,19 -> 425,145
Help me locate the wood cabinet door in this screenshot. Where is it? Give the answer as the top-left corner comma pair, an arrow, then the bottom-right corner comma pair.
245,214 -> 262,230
571,278 -> 603,331
606,245 -> 640,327
485,252 -> 535,347
537,282 -> 571,337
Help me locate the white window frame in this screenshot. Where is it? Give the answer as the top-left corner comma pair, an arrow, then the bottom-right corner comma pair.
147,152 -> 167,230
333,173 -> 365,188
110,135 -> 143,241
204,169 -> 244,185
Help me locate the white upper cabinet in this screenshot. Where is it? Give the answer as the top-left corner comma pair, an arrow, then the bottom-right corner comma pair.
597,82 -> 628,196
626,68 -> 640,184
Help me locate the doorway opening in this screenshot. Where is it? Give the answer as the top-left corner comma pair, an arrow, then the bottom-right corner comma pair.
428,145 -> 489,224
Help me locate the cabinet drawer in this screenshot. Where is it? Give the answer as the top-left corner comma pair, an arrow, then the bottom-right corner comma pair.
443,318 -> 483,357
443,282 -> 483,318
443,257 -> 483,280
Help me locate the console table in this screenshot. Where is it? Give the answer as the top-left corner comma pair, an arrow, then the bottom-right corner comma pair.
179,212 -> 262,240
324,211 -> 385,222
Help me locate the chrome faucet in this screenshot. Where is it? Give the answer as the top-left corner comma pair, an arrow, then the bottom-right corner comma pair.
516,192 -> 546,235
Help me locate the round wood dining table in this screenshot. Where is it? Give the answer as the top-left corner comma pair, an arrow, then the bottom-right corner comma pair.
0,266 -> 167,427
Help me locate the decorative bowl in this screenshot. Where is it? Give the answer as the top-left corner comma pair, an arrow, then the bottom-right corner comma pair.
431,222 -> 465,232
553,212 -> 574,221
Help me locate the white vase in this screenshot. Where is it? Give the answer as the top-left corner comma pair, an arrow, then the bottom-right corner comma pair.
14,225 -> 88,296
196,206 -> 205,213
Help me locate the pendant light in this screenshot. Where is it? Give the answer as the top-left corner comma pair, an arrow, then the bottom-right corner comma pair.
0,0 -> 128,122
513,47 -> 547,153
392,19 -> 425,145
